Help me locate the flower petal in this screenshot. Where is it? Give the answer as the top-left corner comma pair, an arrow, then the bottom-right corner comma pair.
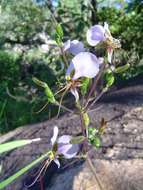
98,57 -> 104,65
58,144 -> 79,159
87,25 -> 105,46
58,135 -> 71,144
70,52 -> 100,79
107,48 -> 113,63
51,126 -> 59,146
64,40 -> 85,55
63,40 -> 71,52
57,135 -> 79,159
66,61 -> 74,78
54,158 -> 60,168
104,22 -> 111,38
70,88 -> 79,102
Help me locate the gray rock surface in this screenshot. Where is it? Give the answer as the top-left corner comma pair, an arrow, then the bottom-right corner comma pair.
0,85 -> 143,190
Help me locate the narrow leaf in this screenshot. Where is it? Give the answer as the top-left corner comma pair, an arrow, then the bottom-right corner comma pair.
115,63 -> 130,73
32,77 -> 47,88
83,112 -> 90,128
0,139 -> 40,154
0,151 -> 51,189
32,77 -> 56,104
44,86 -> 56,104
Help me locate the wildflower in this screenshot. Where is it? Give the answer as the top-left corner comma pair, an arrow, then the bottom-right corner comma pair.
66,52 -> 103,101
63,40 -> 85,55
86,22 -> 121,63
51,126 -> 79,168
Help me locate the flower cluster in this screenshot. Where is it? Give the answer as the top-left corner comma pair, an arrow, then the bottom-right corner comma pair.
63,22 -> 120,101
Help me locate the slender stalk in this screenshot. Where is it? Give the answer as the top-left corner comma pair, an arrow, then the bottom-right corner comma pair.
85,64 -> 105,108
87,89 -> 107,111
87,156 -> 104,190
55,102 -> 73,114
47,5 -> 69,69
76,101 -> 88,154
60,47 -> 69,68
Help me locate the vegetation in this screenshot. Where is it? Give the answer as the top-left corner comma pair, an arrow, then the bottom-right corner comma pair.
0,0 -> 143,189
0,0 -> 142,133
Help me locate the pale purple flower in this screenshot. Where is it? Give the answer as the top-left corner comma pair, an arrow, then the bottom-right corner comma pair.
66,52 -> 102,80
66,52 -> 103,102
86,25 -> 105,46
87,22 -> 120,63
63,40 -> 85,55
51,126 -> 79,168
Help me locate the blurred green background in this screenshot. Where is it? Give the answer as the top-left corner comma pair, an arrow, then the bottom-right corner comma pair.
0,0 -> 142,133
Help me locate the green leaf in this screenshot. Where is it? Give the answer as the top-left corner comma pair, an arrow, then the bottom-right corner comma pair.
93,137 -> 101,148
115,63 -> 130,73
70,136 -> 85,144
33,77 -> 56,104
81,78 -> 90,95
32,77 -> 47,88
88,127 -> 98,138
55,33 -> 62,45
0,151 -> 51,189
0,139 -> 40,154
89,137 -> 101,148
44,86 -> 56,104
83,112 -> 90,127
55,24 -> 64,45
55,24 -> 64,38
105,70 -> 115,87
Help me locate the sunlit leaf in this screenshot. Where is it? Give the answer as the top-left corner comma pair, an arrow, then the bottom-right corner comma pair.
93,137 -> 101,148
81,78 -> 91,95
33,77 -> 56,104
0,139 -> 40,154
105,69 -> 115,87
55,23 -> 64,38
44,86 -> 56,104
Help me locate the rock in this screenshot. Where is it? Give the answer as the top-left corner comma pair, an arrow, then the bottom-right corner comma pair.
0,85 -> 143,190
